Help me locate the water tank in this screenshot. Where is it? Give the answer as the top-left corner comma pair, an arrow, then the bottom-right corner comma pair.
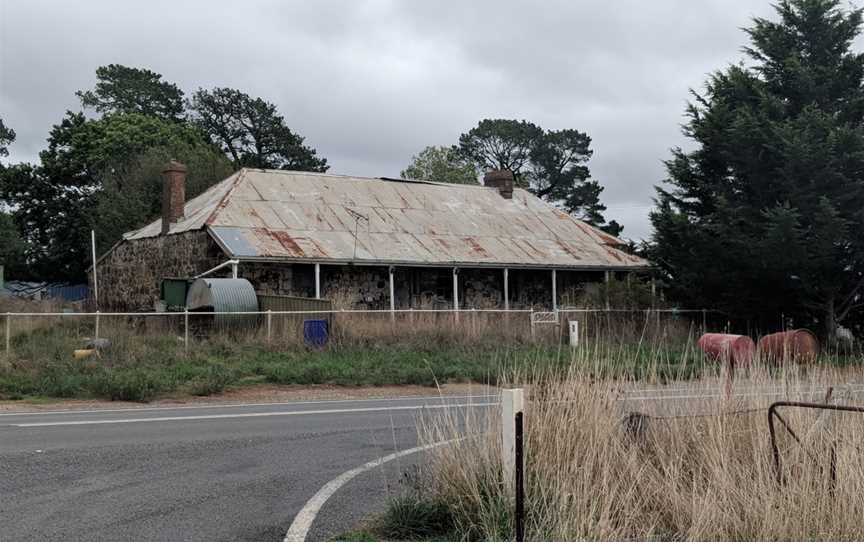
758,329 -> 819,364
697,333 -> 755,367
186,278 -> 258,328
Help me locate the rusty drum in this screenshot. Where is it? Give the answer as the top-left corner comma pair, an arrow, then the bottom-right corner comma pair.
697,333 -> 755,367
758,329 -> 819,364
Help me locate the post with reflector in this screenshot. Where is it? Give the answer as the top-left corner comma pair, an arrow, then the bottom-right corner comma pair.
501,388 -> 524,488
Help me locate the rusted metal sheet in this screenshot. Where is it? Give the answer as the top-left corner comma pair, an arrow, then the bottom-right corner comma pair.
126,169 -> 649,269
124,171 -> 243,240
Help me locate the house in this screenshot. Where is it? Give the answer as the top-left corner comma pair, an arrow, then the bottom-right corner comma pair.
92,161 -> 649,311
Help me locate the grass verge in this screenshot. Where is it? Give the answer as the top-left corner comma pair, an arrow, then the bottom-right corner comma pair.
413,363 -> 864,541
0,319 -> 714,402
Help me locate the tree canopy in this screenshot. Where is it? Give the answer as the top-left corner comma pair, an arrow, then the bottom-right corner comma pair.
189,87 -> 328,171
0,118 -> 14,158
457,119 -> 621,236
650,0 -> 864,334
1,64 -> 327,282
76,64 -> 185,120
400,145 -> 478,184
0,112 -> 232,281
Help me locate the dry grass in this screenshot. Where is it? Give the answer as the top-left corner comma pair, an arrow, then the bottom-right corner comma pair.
417,360 -> 864,541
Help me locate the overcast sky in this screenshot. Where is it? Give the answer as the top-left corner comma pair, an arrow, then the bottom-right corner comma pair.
0,1 -> 784,240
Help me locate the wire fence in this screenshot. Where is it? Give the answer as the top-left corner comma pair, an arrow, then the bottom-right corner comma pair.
2,307 -> 720,356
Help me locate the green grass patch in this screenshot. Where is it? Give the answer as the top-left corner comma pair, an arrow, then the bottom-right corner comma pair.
0,321 -> 716,402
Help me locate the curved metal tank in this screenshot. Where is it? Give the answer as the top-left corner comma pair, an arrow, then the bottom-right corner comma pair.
697,333 -> 755,367
758,329 -> 819,364
186,278 -> 259,328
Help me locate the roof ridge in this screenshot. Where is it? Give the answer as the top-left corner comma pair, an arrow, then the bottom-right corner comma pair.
205,169 -> 248,226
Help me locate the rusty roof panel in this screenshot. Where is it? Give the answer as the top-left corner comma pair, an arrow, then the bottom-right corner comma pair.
129,169 -> 648,269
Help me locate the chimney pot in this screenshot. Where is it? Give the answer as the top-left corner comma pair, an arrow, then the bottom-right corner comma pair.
161,160 -> 187,235
484,169 -> 514,199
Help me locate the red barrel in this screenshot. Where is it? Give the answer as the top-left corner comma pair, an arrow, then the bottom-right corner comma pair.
758,329 -> 819,364
697,333 -> 755,367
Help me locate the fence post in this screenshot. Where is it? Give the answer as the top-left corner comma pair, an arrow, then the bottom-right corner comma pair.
267,309 -> 273,343
471,308 -> 477,337
184,309 -> 189,355
501,388 -> 524,489
95,310 -> 100,339
515,410 -> 525,542
702,308 -> 707,334
4,313 -> 9,355
529,309 -> 535,341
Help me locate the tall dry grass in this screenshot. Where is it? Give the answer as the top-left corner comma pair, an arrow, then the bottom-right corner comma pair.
418,360 -> 864,541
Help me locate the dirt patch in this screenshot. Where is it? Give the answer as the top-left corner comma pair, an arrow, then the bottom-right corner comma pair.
0,383 -> 499,413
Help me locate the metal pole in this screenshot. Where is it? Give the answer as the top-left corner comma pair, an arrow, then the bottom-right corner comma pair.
184,309 -> 189,354
515,411 -> 525,542
453,268 -> 459,324
504,268 -> 509,311
471,308 -> 477,337
315,263 -> 321,300
267,309 -> 272,343
604,270 -> 611,311
551,269 -> 557,312
91,230 -> 99,309
529,308 -> 535,341
4,313 -> 9,355
95,311 -> 100,339
389,266 -> 395,323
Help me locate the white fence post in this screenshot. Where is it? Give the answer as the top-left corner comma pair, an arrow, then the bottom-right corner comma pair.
502,388 -> 524,489
529,309 -> 535,341
184,309 -> 189,355
569,319 -> 579,347
471,308 -> 477,337
267,309 -> 273,343
95,310 -> 100,339
4,313 -> 9,355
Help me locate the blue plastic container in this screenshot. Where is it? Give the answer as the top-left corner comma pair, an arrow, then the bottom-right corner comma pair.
303,319 -> 329,346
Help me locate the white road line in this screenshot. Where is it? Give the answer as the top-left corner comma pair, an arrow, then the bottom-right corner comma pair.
283,439 -> 455,542
11,402 -> 498,427
0,394 -> 499,417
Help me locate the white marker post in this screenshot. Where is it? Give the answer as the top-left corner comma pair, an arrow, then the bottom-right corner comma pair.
569,320 -> 579,347
501,388 -> 524,490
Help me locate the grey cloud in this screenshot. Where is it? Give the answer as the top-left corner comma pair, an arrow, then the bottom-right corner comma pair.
1,1 -> 789,240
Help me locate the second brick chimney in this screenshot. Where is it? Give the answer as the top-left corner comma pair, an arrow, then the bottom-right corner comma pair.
483,169 -> 514,199
161,160 -> 187,235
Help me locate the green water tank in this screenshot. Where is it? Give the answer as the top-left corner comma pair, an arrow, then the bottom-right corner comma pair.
160,278 -> 190,310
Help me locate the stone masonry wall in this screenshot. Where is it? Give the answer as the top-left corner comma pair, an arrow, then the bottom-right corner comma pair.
96,234 -> 608,312
93,231 -> 223,311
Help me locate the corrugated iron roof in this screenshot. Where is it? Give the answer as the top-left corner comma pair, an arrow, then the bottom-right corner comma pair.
125,169 -> 648,270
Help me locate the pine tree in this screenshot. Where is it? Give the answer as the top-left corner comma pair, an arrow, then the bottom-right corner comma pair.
651,0 -> 864,335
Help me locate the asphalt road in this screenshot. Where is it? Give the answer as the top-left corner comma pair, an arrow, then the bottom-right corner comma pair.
2,382 -> 861,542
0,395 -> 496,542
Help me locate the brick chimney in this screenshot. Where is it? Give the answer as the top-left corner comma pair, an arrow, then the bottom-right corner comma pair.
161,160 -> 187,235
484,169 -> 514,199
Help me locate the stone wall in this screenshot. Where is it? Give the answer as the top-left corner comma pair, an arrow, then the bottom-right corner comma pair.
93,231 -> 224,311
96,234 -> 609,312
